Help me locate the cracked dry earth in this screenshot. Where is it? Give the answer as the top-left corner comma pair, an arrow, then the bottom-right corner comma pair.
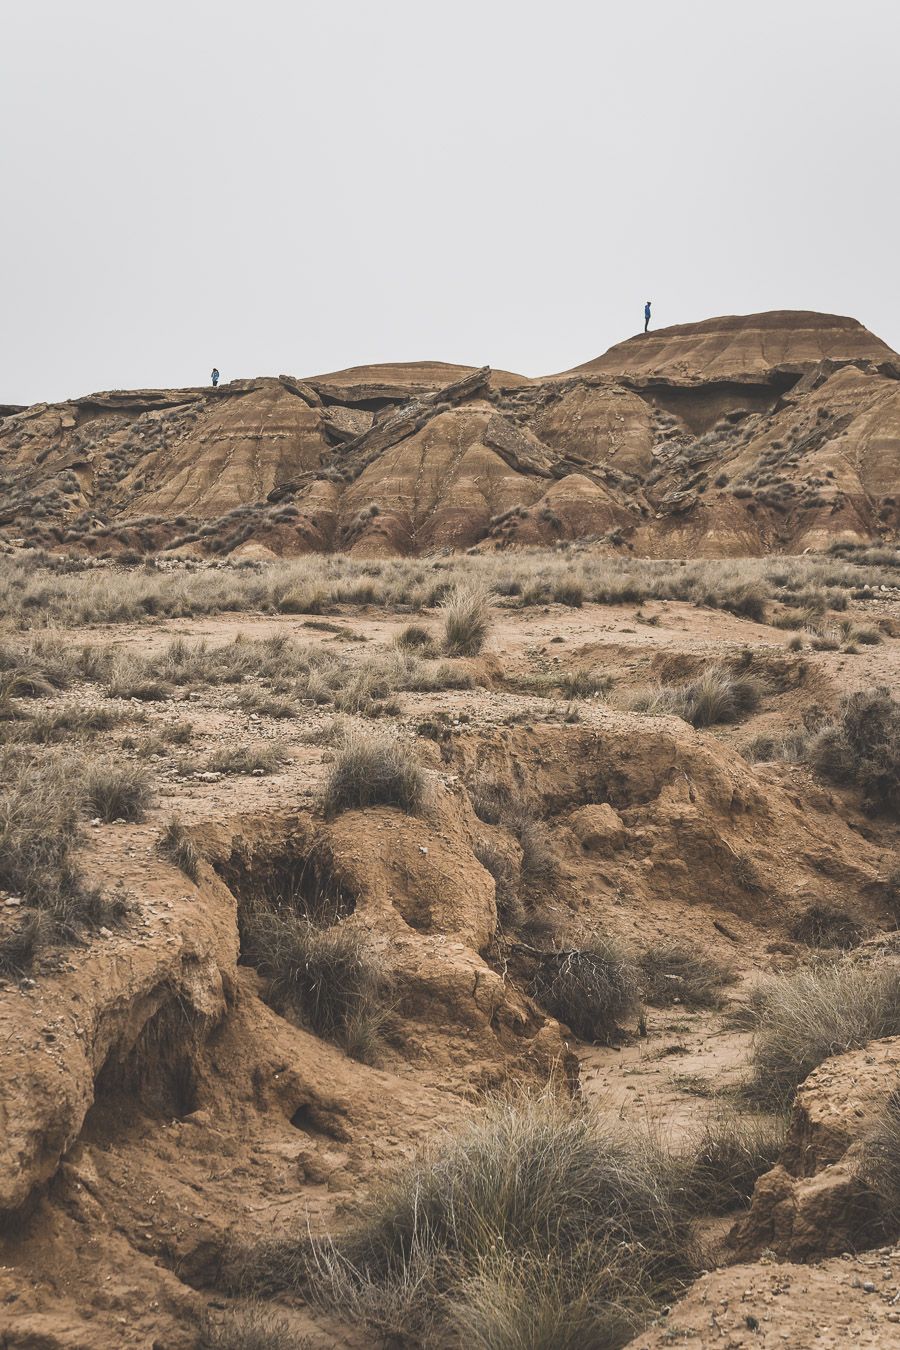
2,571 -> 900,1348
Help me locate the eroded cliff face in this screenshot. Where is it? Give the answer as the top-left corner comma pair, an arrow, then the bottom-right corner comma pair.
2,311 -> 899,560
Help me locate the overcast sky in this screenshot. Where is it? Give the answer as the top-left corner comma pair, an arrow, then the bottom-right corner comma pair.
2,0 -> 898,405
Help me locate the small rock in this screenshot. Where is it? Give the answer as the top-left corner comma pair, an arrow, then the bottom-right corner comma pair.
863,1281 -> 876,1293
90,818 -> 101,828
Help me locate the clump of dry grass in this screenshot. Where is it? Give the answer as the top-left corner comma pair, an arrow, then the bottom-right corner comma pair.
248,1090 -> 697,1346
808,687 -> 900,815
0,748 -> 127,959
441,583 -> 491,657
474,838 -> 524,931
198,1305 -> 310,1350
680,1110 -> 786,1214
788,904 -> 865,950
861,1090 -> 900,1220
531,929 -> 639,1043
639,945 -> 737,1009
84,762 -> 153,822
206,745 -> 281,777
628,666 -> 761,728
159,819 -> 200,882
240,906 -> 390,1062
322,727 -> 426,816
0,909 -> 53,975
748,962 -> 900,1106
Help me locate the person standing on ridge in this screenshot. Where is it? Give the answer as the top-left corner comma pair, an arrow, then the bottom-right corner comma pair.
644,301 -> 651,334
211,368 -> 220,388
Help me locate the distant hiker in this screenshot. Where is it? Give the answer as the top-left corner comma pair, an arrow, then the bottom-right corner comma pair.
644,301 -> 652,334
211,368 -> 220,388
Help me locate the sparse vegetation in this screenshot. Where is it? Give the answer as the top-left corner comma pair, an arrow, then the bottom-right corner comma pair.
639,945 -> 737,1008
628,666 -> 762,728
441,583 -> 491,656
159,819 -> 200,882
322,727 -> 426,815
254,1090 -> 697,1346
748,962 -> 900,1106
531,930 -> 639,1043
240,906 -> 390,1062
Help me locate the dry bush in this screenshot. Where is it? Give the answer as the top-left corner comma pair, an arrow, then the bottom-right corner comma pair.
206,745 -> 280,777
198,1306 -> 310,1350
748,962 -> 900,1105
290,1091 -> 696,1346
788,904 -> 865,950
629,666 -> 761,728
240,907 -> 390,1062
322,728 -> 426,815
808,687 -> 900,815
639,946 -> 737,1009
441,583 -> 491,656
159,819 -> 200,882
556,668 -> 611,699
681,1110 -> 786,1214
84,762 -> 153,822
531,930 -> 639,1043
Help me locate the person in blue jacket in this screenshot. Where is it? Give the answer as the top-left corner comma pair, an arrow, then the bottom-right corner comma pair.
644,301 -> 652,333
211,368 -> 220,388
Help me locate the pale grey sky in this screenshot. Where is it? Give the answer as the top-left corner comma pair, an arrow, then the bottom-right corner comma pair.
2,0 -> 898,405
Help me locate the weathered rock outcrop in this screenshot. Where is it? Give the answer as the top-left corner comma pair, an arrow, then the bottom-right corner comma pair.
730,1036 -> 900,1261
1,310 -> 898,557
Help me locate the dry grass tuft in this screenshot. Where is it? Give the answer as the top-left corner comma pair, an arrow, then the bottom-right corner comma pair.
681,1110 -> 786,1214
861,1090 -> 900,1220
322,727 -> 426,816
748,962 -> 900,1106
441,583 -> 491,657
808,687 -> 900,816
240,907 -> 390,1062
271,1090 -> 698,1345
788,904 -> 865,950
628,666 -> 761,728
159,819 -> 200,882
639,945 -> 737,1009
198,1305 -> 310,1350
84,762 -> 153,822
